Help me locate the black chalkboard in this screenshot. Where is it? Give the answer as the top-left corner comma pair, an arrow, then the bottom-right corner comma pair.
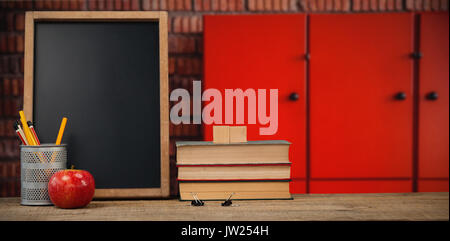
33,22 -> 161,189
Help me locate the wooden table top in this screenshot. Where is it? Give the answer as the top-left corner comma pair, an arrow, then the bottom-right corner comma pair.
0,192 -> 448,221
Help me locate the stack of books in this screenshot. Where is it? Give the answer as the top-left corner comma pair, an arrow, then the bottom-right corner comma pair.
176,140 -> 292,200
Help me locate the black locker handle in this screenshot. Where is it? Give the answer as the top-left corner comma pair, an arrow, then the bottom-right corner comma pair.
395,92 -> 407,100
289,92 -> 299,101
426,92 -> 439,101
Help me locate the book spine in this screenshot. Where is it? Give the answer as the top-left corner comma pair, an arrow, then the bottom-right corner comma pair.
176,163 -> 291,167
178,179 -> 291,183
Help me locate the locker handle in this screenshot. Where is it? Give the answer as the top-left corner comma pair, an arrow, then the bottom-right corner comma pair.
289,93 -> 299,101
394,92 -> 407,100
426,92 -> 439,101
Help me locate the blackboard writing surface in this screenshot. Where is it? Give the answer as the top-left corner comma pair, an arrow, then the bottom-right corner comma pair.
24,12 -> 169,198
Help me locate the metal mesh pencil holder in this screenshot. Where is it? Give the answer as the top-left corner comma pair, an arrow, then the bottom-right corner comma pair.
21,144 -> 67,206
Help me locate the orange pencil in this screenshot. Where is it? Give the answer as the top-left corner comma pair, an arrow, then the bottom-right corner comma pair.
19,111 -> 36,146
55,117 -> 68,145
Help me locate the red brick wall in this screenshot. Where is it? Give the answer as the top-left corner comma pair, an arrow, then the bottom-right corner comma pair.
0,0 -> 448,197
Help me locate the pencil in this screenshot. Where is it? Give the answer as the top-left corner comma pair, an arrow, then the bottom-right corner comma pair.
13,121 -> 28,145
27,121 -> 41,145
19,111 -> 37,146
55,117 -> 67,145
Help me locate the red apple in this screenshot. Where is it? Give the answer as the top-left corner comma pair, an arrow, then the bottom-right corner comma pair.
48,166 -> 95,209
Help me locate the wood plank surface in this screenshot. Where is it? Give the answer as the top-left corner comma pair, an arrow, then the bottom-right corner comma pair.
0,193 -> 448,221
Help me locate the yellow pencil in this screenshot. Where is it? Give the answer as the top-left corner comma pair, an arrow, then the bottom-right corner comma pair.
19,111 -> 37,146
55,117 -> 67,145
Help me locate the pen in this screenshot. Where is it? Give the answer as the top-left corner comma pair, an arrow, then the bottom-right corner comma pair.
13,120 -> 28,145
27,121 -> 41,145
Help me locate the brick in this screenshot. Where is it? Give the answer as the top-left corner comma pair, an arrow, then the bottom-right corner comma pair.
89,0 -> 98,10
3,78 -> 11,96
415,0 -> 424,10
44,0 -> 53,9
423,0 -> 431,9
281,0 -> 292,12
185,0 -> 193,10
70,0 -> 80,10
190,16 -> 202,33
123,0 -> 131,10
173,16 -> 202,33
9,56 -> 20,74
342,0 -> 351,11
325,0 -> 333,11
61,0 -> 70,10
196,36 -> 203,54
160,0 -> 168,9
168,0 -> 176,10
431,0 -> 440,9
353,0 -> 361,10
16,35 -> 24,53
15,13 -> 25,31
263,0 -> 272,10
211,0 -> 220,10
169,35 -> 196,53
441,0 -> 448,10
0,34 -> 7,53
7,34 -> 15,53
53,0 -> 63,9
142,0 -> 151,10
220,0 -> 229,11
131,0 -> 140,10
35,0 -> 45,9
176,57 -> 202,75
379,0 -> 387,10
19,57 -> 24,74
249,0 -> 264,10
371,0 -> 379,10
115,0 -> 122,9
105,0 -> 115,9
177,17 -> 188,32
194,0 -> 201,10
333,0 -> 340,10
24,0 -> 34,9
406,0 -> 415,9
288,0 -> 297,10
386,0 -> 395,10
235,0 -> 245,10
0,120 -> 5,137
0,57 -> 7,75
299,0 -> 308,10
318,0 -> 326,10
6,13 -> 14,31
3,119 -> 12,137
248,0 -> 256,10
395,0 -> 403,9
257,0 -> 265,10
362,0 -> 370,10
273,0 -> 282,10
169,57 -> 176,74
12,78 -> 21,96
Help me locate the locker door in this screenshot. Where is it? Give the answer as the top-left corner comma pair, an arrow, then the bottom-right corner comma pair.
418,13 -> 449,192
309,14 -> 414,193
204,15 -> 307,193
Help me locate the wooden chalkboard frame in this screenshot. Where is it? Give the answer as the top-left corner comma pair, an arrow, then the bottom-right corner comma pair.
23,11 -> 169,199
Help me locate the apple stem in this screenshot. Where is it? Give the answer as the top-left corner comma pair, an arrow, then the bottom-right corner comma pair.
71,165 -> 75,169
